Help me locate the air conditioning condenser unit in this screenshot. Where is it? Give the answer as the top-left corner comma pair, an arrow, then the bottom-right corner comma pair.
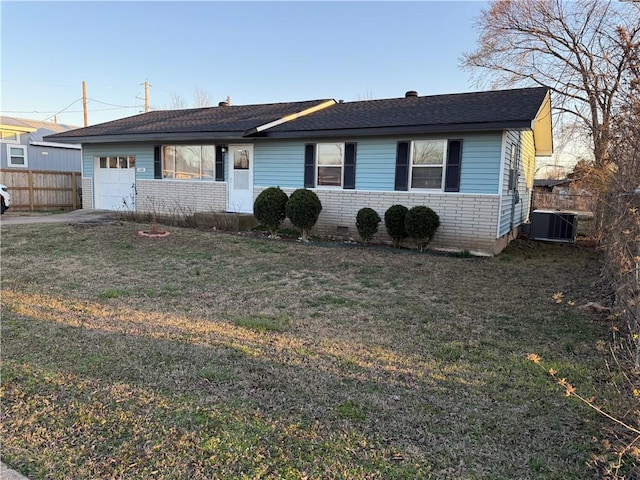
528,210 -> 578,243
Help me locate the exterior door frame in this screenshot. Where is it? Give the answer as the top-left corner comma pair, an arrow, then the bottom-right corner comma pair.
227,144 -> 254,213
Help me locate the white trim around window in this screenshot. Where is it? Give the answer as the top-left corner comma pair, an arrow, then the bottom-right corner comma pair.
409,139 -> 447,190
316,142 -> 344,188
7,144 -> 27,168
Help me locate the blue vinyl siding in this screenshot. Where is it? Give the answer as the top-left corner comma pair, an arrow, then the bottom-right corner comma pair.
254,134 -> 502,194
28,145 -> 81,172
458,134 -> 502,194
1,140 -> 80,172
82,144 -> 154,179
254,142 -> 305,188
354,140 -> 397,191
498,130 -> 534,236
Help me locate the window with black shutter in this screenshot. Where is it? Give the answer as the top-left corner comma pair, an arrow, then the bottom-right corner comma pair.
154,146 -> 162,179
444,139 -> 462,192
304,144 -> 315,188
394,142 -> 410,191
215,145 -> 225,181
343,142 -> 357,189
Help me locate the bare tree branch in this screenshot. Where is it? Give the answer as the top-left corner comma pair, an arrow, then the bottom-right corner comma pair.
461,0 -> 640,172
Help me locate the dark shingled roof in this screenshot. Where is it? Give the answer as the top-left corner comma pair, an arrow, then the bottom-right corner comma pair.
45,87 -> 549,143
45,99 -> 334,141
259,87 -> 549,137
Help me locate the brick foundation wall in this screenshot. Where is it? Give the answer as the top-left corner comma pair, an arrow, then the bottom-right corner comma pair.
117,179 -> 503,255
82,178 -> 93,209
136,180 -> 227,216
255,188 -> 501,255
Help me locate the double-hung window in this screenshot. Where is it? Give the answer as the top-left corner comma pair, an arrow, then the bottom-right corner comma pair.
395,139 -> 462,192
7,144 -> 27,168
304,142 -> 357,189
162,145 -> 215,180
316,143 -> 344,187
410,140 -> 446,189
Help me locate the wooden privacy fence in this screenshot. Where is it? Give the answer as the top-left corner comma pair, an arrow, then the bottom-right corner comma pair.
0,169 -> 81,211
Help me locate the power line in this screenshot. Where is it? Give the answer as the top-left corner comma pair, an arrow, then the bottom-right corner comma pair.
3,81 -> 151,122
88,98 -> 138,108
41,98 -> 83,122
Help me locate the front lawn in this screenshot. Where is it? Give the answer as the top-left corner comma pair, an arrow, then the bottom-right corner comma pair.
0,221 -> 623,478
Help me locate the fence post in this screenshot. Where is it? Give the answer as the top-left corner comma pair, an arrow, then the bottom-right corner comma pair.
71,172 -> 77,210
28,170 -> 34,211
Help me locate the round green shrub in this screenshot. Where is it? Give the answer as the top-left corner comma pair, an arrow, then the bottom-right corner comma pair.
356,207 -> 381,244
405,205 -> 440,251
253,187 -> 288,237
384,204 -> 409,248
285,189 -> 322,241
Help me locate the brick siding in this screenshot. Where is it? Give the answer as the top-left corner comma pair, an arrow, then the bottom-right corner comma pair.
82,177 -> 93,209
135,180 -> 227,216
127,180 -> 502,255
255,188 -> 501,255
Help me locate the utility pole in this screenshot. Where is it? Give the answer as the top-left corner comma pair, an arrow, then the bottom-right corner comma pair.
145,80 -> 149,112
82,81 -> 88,127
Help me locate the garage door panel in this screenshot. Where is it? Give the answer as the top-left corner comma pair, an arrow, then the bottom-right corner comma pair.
95,156 -> 136,211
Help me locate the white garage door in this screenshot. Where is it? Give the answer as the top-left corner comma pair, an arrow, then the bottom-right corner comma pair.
95,156 -> 136,211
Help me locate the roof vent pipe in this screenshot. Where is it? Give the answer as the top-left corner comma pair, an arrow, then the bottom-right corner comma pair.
405,90 -> 418,98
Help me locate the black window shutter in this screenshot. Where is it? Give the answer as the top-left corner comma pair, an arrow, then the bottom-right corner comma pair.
304,144 -> 315,188
154,146 -> 162,179
343,142 -> 357,189
215,145 -> 225,181
444,139 -> 463,192
394,142 -> 410,191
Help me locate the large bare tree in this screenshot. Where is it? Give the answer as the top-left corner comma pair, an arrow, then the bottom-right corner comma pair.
461,0 -> 640,172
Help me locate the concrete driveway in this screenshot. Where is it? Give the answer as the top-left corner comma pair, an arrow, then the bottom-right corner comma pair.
0,209 -> 118,226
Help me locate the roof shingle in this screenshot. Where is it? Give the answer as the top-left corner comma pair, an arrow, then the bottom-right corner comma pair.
45,87 -> 549,143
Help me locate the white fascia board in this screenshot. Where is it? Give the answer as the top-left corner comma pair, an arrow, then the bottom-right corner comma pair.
252,100 -> 337,133
30,140 -> 82,150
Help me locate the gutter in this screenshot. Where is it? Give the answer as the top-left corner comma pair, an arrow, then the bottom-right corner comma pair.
30,140 -> 81,150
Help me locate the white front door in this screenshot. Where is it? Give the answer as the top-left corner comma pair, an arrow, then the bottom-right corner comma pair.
227,145 -> 253,213
95,156 -> 136,210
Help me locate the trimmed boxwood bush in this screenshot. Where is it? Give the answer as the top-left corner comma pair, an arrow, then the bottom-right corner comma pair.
356,207 -> 381,244
285,189 -> 322,241
384,204 -> 409,248
253,187 -> 288,237
405,205 -> 440,251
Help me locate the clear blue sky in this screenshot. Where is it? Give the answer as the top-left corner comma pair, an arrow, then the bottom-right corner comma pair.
1,1 -> 488,127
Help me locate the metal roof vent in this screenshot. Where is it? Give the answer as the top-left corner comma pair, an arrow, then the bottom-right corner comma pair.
405,90 -> 418,98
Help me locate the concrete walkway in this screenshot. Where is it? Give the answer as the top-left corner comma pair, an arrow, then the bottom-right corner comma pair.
0,209 -> 118,226
0,462 -> 29,480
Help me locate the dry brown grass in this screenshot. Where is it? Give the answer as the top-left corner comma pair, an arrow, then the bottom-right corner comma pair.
0,221 -> 630,479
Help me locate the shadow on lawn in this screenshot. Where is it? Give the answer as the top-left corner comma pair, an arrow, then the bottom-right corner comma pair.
1,297 -> 602,479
